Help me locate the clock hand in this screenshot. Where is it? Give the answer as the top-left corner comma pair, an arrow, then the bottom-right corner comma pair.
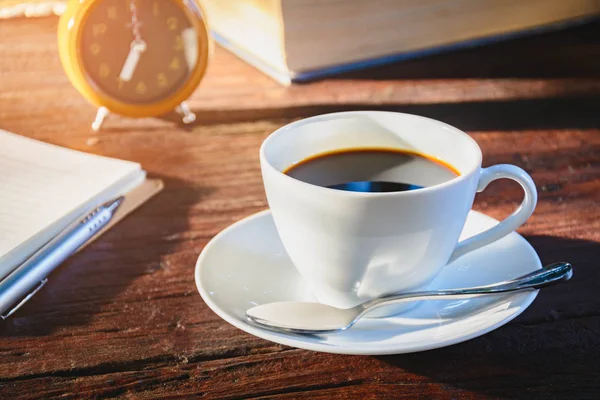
119,0 -> 146,83
127,0 -> 144,42
119,40 -> 146,82
182,27 -> 198,69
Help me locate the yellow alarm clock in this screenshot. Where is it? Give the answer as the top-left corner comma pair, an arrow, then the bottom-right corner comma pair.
58,0 -> 210,130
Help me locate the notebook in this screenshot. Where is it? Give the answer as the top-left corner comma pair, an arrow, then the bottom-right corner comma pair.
0,129 -> 162,280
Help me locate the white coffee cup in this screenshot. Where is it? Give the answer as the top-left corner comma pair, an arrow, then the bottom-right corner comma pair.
260,111 -> 537,314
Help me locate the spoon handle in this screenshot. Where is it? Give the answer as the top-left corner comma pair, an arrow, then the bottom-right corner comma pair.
360,262 -> 572,313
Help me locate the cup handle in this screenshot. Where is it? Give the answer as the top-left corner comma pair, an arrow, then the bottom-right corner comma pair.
449,164 -> 537,263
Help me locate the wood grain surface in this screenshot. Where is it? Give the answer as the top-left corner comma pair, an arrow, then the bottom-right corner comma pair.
0,16 -> 599,399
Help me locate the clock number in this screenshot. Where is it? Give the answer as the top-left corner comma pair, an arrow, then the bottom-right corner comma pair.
173,35 -> 183,51
136,81 -> 147,94
153,1 -> 159,16
169,57 -> 180,70
99,63 -> 110,78
157,73 -> 168,88
90,43 -> 101,55
107,6 -> 117,20
167,17 -> 178,31
93,23 -> 107,38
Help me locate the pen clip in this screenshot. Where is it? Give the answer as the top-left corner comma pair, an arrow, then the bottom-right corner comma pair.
1,278 -> 48,320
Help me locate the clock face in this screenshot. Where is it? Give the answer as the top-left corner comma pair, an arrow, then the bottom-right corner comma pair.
78,0 -> 199,104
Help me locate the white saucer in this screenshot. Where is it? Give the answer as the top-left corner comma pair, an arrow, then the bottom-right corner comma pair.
195,210 -> 541,355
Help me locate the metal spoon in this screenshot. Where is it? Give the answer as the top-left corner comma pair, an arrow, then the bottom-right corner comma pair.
246,262 -> 572,334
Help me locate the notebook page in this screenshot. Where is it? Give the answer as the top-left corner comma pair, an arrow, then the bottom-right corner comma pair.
0,130 -> 142,276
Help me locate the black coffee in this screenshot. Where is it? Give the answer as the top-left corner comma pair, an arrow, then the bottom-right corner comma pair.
284,148 -> 458,193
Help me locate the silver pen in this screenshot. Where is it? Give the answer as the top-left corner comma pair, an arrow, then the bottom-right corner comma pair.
0,197 -> 124,319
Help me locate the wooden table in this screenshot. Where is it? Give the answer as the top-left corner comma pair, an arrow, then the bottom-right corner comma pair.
1,16 -> 599,399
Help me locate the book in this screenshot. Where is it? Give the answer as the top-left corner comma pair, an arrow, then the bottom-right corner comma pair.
199,0 -> 600,85
0,129 -> 162,280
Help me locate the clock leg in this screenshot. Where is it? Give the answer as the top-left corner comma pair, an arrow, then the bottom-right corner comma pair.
91,107 -> 110,131
175,102 -> 196,124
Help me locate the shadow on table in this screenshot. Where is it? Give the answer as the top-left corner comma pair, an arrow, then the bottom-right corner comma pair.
0,175 -> 211,337
157,95 -> 600,132
374,96 -> 600,132
327,20 -> 600,81
377,235 -> 600,398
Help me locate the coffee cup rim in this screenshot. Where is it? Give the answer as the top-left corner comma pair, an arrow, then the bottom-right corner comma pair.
260,111 -> 482,197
